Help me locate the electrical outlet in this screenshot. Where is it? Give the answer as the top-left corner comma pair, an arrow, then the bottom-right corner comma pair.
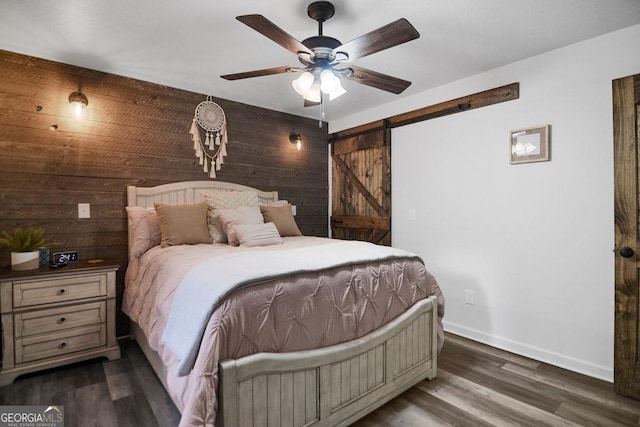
465,289 -> 475,305
53,251 -> 79,264
408,209 -> 416,221
291,205 -> 297,216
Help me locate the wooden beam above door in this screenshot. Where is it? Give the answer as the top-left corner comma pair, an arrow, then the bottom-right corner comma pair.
329,82 -> 520,141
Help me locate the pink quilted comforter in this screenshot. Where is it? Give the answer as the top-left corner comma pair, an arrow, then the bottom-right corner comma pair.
123,236 -> 444,426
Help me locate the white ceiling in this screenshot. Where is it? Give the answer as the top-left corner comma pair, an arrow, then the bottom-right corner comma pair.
2,1 -> 640,122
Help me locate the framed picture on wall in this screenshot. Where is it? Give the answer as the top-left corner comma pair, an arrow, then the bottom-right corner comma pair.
509,125 -> 550,164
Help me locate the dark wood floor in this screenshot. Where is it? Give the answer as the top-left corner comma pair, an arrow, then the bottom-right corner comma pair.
1,333 -> 638,426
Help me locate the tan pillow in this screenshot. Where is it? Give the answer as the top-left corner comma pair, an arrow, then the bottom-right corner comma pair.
154,201 -> 211,247
260,204 -> 302,237
235,222 -> 283,247
217,205 -> 264,246
202,191 -> 260,243
260,200 -> 289,208
125,206 -> 161,258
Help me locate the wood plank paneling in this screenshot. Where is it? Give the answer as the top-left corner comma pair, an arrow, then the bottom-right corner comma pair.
613,73 -> 640,399
0,50 -> 328,336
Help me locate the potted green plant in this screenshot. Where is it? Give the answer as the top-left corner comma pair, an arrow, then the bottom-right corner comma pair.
0,227 -> 51,271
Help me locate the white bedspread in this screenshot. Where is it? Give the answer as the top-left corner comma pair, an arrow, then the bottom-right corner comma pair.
162,239 -> 417,375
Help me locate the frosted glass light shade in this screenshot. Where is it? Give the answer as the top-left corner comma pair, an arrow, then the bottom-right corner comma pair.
329,84 -> 346,101
303,83 -> 321,102
320,69 -> 340,94
292,71 -> 314,96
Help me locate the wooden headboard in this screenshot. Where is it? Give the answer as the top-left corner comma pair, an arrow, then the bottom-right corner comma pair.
126,181 -> 278,208
126,181 -> 278,253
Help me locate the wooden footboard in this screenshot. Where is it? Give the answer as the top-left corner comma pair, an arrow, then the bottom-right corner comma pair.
218,296 -> 438,427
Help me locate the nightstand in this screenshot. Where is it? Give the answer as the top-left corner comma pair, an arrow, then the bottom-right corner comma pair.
0,261 -> 121,386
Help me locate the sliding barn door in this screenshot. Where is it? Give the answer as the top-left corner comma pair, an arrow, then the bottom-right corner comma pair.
331,127 -> 391,246
613,73 -> 640,399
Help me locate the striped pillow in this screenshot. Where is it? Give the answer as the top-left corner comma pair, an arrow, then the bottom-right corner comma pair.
234,222 -> 282,247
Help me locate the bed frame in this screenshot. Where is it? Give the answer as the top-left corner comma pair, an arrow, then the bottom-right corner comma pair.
126,181 -> 438,427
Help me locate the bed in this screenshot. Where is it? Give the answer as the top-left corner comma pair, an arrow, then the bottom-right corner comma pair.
123,180 -> 444,427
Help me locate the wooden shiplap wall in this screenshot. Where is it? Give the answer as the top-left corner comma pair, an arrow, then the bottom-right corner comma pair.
0,50 -> 328,335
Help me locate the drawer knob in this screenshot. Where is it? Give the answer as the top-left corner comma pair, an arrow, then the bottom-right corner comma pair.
58,288 -> 66,295
59,317 -> 66,323
59,342 -> 67,348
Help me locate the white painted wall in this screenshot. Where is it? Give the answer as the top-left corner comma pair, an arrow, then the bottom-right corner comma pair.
330,24 -> 640,381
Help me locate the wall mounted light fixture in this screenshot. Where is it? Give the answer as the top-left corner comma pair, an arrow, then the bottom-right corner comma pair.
68,91 -> 88,119
289,133 -> 302,151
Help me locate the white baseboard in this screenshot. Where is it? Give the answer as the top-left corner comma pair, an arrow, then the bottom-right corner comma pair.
443,320 -> 613,382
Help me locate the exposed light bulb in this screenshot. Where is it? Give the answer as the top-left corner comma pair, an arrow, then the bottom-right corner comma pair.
72,102 -> 85,119
68,91 -> 88,120
290,133 -> 303,150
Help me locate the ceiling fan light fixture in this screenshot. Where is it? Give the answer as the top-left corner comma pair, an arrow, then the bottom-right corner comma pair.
303,82 -> 321,102
292,71 -> 314,96
328,83 -> 346,101
223,2 -> 420,109
320,69 -> 340,94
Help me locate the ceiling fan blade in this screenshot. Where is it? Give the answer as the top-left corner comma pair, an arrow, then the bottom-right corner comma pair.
345,65 -> 412,94
333,18 -> 419,61
237,15 -> 312,56
221,66 -> 293,80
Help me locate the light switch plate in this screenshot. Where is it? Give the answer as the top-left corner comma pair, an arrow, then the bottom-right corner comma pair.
78,203 -> 90,218
53,251 -> 79,264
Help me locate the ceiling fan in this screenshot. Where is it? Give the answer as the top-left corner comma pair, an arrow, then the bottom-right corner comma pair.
221,1 -> 420,106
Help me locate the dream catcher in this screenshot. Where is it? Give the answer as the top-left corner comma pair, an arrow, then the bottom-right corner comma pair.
189,96 -> 228,178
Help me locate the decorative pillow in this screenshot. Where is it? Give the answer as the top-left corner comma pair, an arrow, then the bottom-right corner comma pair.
154,201 -> 211,247
260,200 -> 289,208
217,205 -> 264,246
260,204 -> 302,237
202,191 -> 260,243
235,222 -> 283,247
126,206 -> 161,259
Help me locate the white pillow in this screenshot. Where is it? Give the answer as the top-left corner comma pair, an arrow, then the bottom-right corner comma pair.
202,191 -> 259,243
235,222 -> 283,247
217,206 -> 264,246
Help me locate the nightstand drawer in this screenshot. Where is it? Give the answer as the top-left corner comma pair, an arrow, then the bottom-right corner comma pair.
14,302 -> 106,338
15,324 -> 106,364
13,274 -> 107,308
